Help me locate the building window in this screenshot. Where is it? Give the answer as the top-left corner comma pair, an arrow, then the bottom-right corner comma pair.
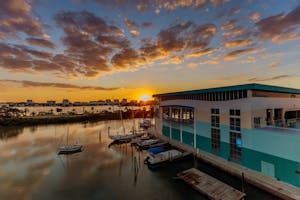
230,109 -> 240,116
211,108 -> 220,127
230,132 -> 242,161
162,107 -> 170,120
253,117 -> 261,128
211,128 -> 220,152
211,108 -> 220,115
211,108 -> 221,152
182,107 -> 194,124
230,117 -> 240,131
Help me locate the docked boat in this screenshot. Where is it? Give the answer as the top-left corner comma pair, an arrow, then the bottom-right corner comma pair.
136,139 -> 159,149
144,149 -> 192,167
109,133 -> 143,143
148,147 -> 166,154
139,119 -> 151,129
58,144 -> 83,155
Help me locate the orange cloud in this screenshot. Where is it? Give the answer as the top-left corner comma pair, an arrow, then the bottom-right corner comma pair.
26,37 -> 57,49
255,6 -> 300,44
224,47 -> 264,61
249,12 -> 261,21
224,39 -> 253,48
268,61 -> 280,68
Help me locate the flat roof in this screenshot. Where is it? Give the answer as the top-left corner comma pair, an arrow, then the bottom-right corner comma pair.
153,83 -> 300,97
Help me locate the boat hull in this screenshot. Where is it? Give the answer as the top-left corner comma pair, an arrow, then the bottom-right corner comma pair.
58,145 -> 83,155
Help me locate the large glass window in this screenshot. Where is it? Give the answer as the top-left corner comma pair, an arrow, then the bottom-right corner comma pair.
230,132 -> 242,161
162,107 -> 170,120
182,107 -> 194,121
171,107 -> 181,122
211,108 -> 221,152
230,117 -> 240,131
211,128 -> 220,152
230,109 -> 240,116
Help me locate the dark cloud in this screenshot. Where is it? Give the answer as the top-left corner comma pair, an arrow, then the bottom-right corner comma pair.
54,11 -> 136,77
0,43 -> 54,72
255,5 -> 300,43
0,0 -> 44,39
224,47 -> 263,60
26,37 -> 57,49
1,79 -> 119,91
247,75 -> 293,82
92,0 -> 228,13
141,22 -> 152,28
111,48 -> 144,69
140,21 -> 217,61
123,18 -> 139,29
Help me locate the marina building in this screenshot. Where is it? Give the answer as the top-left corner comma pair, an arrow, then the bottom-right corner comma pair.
153,83 -> 300,187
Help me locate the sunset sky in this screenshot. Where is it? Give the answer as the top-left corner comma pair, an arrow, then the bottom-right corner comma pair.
1,0 -> 300,102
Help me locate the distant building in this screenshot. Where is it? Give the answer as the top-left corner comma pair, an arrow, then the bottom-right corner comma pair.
129,100 -> 137,106
97,100 -> 106,105
26,99 -> 34,106
105,99 -> 112,105
73,101 -> 83,106
62,99 -> 70,107
46,100 -> 56,106
121,98 -> 127,106
113,99 -> 119,105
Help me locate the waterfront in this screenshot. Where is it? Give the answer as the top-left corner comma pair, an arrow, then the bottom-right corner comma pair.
0,120 -> 279,200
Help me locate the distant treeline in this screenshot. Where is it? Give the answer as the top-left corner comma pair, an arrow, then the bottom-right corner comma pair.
0,108 -> 154,127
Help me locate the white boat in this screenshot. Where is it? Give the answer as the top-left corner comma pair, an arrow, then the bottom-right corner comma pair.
58,144 -> 83,155
137,139 -> 159,149
144,149 -> 192,166
57,127 -> 83,155
108,105 -> 144,143
139,119 -> 151,129
109,134 -> 137,142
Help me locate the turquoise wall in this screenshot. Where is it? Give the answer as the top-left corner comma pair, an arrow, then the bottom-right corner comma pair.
171,128 -> 180,142
162,119 -> 300,187
182,131 -> 194,146
162,125 -> 170,138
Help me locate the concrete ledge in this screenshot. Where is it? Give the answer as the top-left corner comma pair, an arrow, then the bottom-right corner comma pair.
150,129 -> 300,200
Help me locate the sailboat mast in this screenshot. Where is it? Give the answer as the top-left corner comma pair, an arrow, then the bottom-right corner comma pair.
119,103 -> 125,135
132,106 -> 135,134
67,127 -> 69,145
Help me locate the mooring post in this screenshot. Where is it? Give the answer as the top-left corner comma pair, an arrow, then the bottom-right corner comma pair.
242,172 -> 245,195
99,130 -> 101,142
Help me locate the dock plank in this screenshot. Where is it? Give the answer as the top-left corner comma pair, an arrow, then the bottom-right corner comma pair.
178,168 -> 246,200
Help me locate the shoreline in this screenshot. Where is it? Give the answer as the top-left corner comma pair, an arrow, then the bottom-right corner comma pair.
0,110 -> 153,127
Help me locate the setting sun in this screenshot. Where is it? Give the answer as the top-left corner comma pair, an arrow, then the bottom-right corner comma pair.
139,94 -> 151,101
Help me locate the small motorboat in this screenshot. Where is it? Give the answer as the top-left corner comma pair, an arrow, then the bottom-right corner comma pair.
136,139 -> 159,149
148,147 -> 166,154
58,144 -> 83,155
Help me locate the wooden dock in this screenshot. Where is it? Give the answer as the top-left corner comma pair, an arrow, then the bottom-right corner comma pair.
178,168 -> 246,200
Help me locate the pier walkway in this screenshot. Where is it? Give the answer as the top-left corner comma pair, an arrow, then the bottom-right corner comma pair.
178,168 -> 246,200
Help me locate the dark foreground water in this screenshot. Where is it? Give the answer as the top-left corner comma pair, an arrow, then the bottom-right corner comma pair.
0,120 -> 280,200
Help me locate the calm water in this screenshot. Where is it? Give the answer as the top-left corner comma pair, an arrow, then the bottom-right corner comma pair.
0,120 -> 279,200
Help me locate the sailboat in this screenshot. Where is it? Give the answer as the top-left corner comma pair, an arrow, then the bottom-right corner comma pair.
57,127 -> 83,155
108,105 -> 144,143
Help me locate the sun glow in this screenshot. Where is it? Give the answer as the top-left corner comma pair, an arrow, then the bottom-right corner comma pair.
139,94 -> 151,101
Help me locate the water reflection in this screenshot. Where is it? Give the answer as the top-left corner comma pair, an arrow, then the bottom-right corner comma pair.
0,126 -> 24,140
0,120 -> 280,200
